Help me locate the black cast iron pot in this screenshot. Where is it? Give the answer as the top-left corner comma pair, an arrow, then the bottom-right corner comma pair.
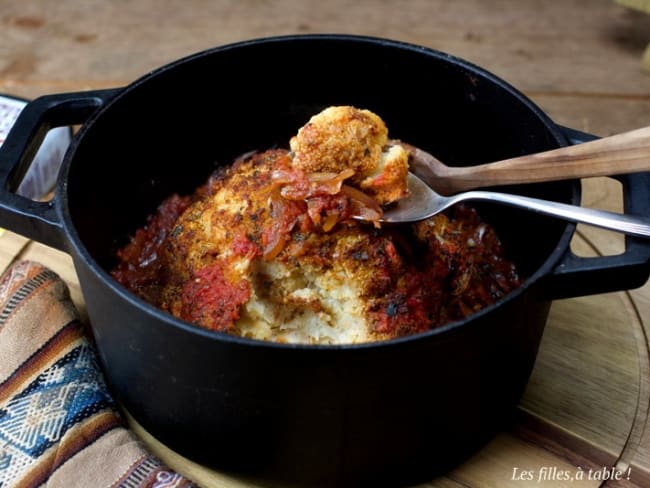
1,35 -> 649,487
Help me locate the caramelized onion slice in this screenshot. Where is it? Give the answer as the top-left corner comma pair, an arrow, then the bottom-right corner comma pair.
263,169 -> 384,259
307,168 -> 355,183
321,213 -> 339,232
263,231 -> 287,261
263,189 -> 301,260
342,184 -> 383,225
273,168 -> 356,200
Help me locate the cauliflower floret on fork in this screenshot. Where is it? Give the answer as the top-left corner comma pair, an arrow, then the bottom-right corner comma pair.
289,106 -> 410,206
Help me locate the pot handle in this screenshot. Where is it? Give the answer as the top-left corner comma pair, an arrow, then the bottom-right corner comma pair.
544,125 -> 650,299
0,89 -> 118,251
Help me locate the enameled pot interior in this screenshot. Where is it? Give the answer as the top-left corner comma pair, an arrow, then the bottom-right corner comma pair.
65,36 -> 572,297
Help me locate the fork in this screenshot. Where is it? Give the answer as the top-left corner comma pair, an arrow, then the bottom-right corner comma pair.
372,173 -> 650,238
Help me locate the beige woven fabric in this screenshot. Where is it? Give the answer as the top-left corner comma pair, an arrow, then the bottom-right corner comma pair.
0,261 -> 196,488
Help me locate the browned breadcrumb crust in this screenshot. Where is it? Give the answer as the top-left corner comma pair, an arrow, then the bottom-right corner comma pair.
289,106 -> 409,205
112,149 -> 521,344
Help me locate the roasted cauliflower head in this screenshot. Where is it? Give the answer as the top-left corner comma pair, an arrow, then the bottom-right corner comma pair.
112,107 -> 521,344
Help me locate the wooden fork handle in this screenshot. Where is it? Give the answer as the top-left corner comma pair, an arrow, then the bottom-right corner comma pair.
439,125 -> 650,194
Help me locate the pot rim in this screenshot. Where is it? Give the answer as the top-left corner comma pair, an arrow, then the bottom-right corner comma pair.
58,33 -> 578,351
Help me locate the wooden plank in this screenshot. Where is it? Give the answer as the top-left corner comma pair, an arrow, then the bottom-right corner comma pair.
623,280 -> 650,485
1,0 -> 649,100
521,290 -> 641,459
445,433 -> 599,488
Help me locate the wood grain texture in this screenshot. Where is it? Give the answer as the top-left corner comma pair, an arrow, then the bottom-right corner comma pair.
0,1 -> 648,97
409,127 -> 650,194
1,0 -> 649,486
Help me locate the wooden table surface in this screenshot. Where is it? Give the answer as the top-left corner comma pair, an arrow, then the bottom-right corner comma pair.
1,1 -> 649,487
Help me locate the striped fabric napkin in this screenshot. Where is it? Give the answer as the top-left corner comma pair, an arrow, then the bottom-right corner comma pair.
0,261 -> 196,488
